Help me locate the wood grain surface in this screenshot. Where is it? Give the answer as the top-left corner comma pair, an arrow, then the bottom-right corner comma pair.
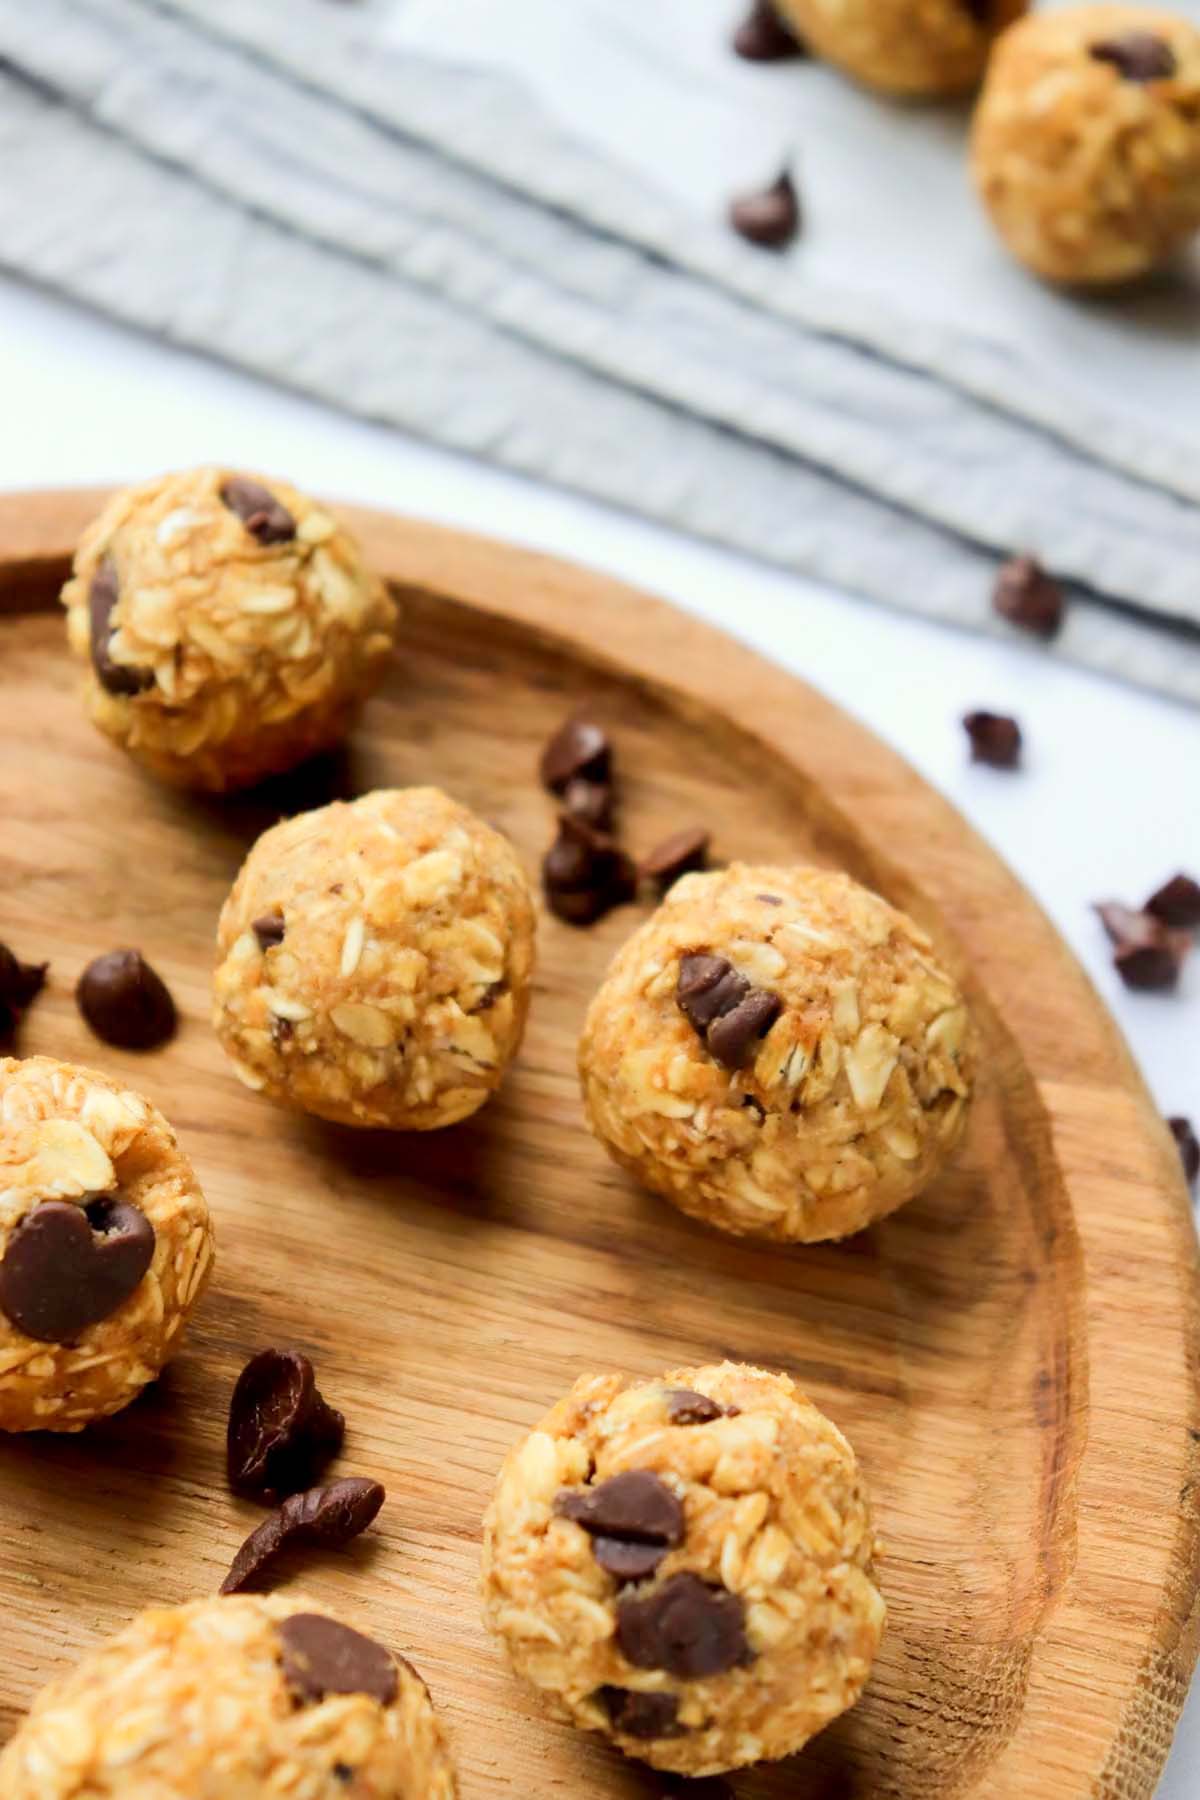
0,489 -> 1197,1799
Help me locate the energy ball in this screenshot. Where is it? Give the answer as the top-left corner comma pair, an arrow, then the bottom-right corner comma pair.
0,1594 -> 458,1799
482,1362 -> 884,1777
61,468 -> 397,791
774,0 -> 1027,95
579,864 -> 973,1243
971,6 -> 1200,283
0,1055 -> 213,1431
213,788 -> 536,1129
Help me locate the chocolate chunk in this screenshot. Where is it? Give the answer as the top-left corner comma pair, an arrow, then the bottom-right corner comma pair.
252,912 -> 286,951
1094,903 -> 1189,992
992,556 -> 1064,639
542,813 -> 636,926
1145,874 -> 1200,931
592,1536 -> 672,1582
730,168 -> 800,250
617,1573 -> 751,1678
76,949 -> 176,1050
227,1348 -> 345,1505
640,828 -> 711,891
0,1197 -> 154,1343
963,711 -> 1022,769
666,1388 -> 724,1426
733,0 -> 807,60
277,1613 -> 398,1706
539,716 -> 611,793
596,1685 -> 684,1739
1090,31 -> 1176,81
676,955 -> 749,1032
220,1476 -> 384,1595
0,944 -> 47,1047
1169,1117 -> 1199,1186
1095,902 -> 1159,949
562,777 -> 614,830
88,555 -> 154,697
556,1470 -> 684,1547
220,476 -> 296,545
706,989 -> 782,1070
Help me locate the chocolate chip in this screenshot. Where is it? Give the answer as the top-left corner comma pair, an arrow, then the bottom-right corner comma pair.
733,0 -> 807,60
272,1015 -> 295,1047
562,777 -> 614,830
1169,1117 -> 1199,1185
0,1197 -> 154,1343
556,1470 -> 684,1547
992,556 -> 1064,639
542,813 -> 636,926
227,1348 -> 346,1505
666,1388 -> 724,1426
1094,903 -> 1189,992
706,989 -> 782,1070
1090,31 -> 1176,81
730,168 -> 800,249
252,912 -> 286,951
0,944 -> 47,1047
220,1476 -> 385,1595
1145,874 -> 1200,931
963,711 -> 1022,769
1095,902 -> 1158,949
592,1536 -> 673,1581
539,716 -> 611,793
277,1613 -> 397,1706
676,955 -> 749,1032
756,892 -> 783,905
595,1685 -> 684,1739
640,828 -> 711,892
220,476 -> 296,545
617,1573 -> 752,1678
76,949 -> 176,1050
88,555 -> 154,697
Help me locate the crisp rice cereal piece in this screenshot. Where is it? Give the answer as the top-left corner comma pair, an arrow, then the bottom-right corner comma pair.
775,0 -> 1027,95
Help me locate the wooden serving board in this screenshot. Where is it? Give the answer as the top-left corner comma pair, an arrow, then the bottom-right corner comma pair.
0,489 -> 1197,1799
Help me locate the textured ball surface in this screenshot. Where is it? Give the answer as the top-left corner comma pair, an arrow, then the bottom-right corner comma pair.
775,0 -> 1027,95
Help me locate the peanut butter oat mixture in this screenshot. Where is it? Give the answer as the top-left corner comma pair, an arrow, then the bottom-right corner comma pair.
482,1363 -> 884,1777
213,788 -> 536,1130
579,864 -> 973,1243
0,1594 -> 457,1799
774,0 -> 1026,95
61,468 -> 396,791
0,1056 -> 213,1432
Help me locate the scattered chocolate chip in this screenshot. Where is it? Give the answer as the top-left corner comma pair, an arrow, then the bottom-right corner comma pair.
733,0 -> 807,60
730,168 -> 800,249
963,710 -> 1022,769
542,812 -> 637,926
617,1573 -> 752,1678
596,1685 -> 684,1739
539,716 -> 611,793
1169,1117 -> 1199,1186
592,1536 -> 674,1581
277,1613 -> 397,1706
556,1470 -> 684,1547
707,989 -> 782,1070
227,1348 -> 346,1505
88,555 -> 154,697
640,828 -> 711,892
220,476 -> 296,545
220,1476 -> 385,1595
676,955 -> 749,1032
468,979 -> 508,1015
1095,902 -> 1158,949
1094,903 -> 1189,992
992,556 -> 1064,639
0,944 -> 47,1047
562,777 -> 614,830
1145,874 -> 1200,931
76,949 -> 176,1050
272,1015 -> 295,1047
666,1388 -> 724,1426
333,1766 -> 354,1784
252,912 -> 286,951
0,1197 -> 154,1342
1090,31 -> 1176,81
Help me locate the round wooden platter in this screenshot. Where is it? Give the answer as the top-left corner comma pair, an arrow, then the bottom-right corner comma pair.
0,488 -> 1198,1800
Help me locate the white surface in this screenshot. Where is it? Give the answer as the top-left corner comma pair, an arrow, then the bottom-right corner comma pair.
2,268 -> 1197,1790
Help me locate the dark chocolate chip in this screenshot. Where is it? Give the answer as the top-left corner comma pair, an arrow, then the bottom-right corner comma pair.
963,711 -> 1022,769
220,1476 -> 385,1595
272,1015 -> 295,1048
592,1536 -> 672,1582
562,778 -> 614,830
1094,904 -> 1189,991
0,944 -> 48,1047
556,1470 -> 684,1547
640,828 -> 711,891
277,1613 -> 397,1706
1169,1117 -> 1199,1186
333,1766 -> 354,1784
617,1572 -> 752,1678
595,1685 -> 684,1739
992,556 -> 1064,639
0,1197 -> 154,1343
730,168 -> 800,250
468,979 -> 508,1016
1145,874 -> 1200,931
88,555 -> 154,697
227,1348 -> 346,1505
706,989 -> 782,1070
1090,31 -> 1176,81
220,476 -> 296,545
733,0 -> 807,60
676,955 -> 750,1033
252,912 -> 286,951
76,949 -> 176,1050
539,716 -> 612,793
542,813 -> 637,926
666,1388 -> 724,1426
1095,902 -> 1160,949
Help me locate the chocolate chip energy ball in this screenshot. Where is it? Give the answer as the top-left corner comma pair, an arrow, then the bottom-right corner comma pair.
774,0 -> 1026,95
61,468 -> 397,791
971,6 -> 1200,283
0,1055 -> 213,1431
579,864 -> 973,1243
0,1594 -> 457,1799
213,788 -> 536,1129
482,1363 -> 884,1776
